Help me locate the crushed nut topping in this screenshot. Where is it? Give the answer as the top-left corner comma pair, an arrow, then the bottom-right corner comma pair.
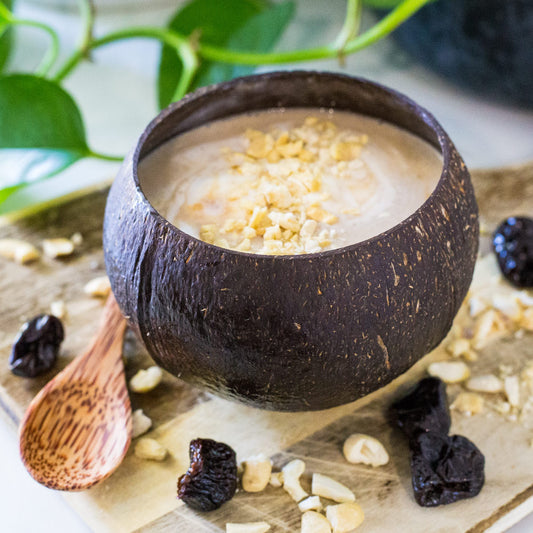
189,117 -> 371,255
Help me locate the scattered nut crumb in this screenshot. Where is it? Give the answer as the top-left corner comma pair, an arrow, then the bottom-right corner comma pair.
472,309 -> 507,350
298,495 -> 323,513
282,459 -> 308,502
129,366 -> 163,393
70,232 -> 83,247
468,296 -> 488,318
311,473 -> 355,503
269,471 -> 284,488
493,400 -> 512,415
84,276 -> 111,298
131,409 -> 152,438
451,392 -> 484,416
50,300 -> 67,320
466,374 -> 503,393
301,511 -> 331,533
342,434 -> 389,467
42,238 -> 75,258
226,522 -> 271,533
446,338 -> 476,360
0,238 -> 40,264
326,502 -> 364,532
504,376 -> 520,407
427,361 -> 470,383
241,454 -> 272,493
134,438 -> 168,461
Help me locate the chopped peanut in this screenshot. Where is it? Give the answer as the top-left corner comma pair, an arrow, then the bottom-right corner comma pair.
311,473 -> 355,503
241,454 -> 272,493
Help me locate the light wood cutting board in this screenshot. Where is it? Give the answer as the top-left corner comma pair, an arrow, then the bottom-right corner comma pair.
1,164 -> 533,533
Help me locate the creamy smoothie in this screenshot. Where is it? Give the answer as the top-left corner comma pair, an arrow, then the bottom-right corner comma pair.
140,109 -> 442,255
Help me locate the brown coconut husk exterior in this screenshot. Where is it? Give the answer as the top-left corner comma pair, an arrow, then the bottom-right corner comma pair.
103,71 -> 478,411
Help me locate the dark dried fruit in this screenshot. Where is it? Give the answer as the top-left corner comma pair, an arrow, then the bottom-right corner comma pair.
410,432 -> 485,507
9,314 -> 64,377
389,377 -> 451,439
493,216 -> 533,287
177,438 -> 237,512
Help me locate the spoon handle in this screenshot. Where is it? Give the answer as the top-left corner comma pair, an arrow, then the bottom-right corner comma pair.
70,294 -> 127,381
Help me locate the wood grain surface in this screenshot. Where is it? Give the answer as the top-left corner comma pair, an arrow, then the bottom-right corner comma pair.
0,163 -> 533,533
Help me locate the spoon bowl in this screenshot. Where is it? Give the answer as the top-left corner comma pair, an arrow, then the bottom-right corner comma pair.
19,295 -> 130,491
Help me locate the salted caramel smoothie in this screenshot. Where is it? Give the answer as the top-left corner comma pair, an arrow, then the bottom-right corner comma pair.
140,109 -> 443,255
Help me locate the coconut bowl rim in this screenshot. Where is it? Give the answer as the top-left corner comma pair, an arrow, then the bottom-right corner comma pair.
131,70 -> 455,261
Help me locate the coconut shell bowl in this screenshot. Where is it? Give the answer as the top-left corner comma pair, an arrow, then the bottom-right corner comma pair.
103,71 -> 478,412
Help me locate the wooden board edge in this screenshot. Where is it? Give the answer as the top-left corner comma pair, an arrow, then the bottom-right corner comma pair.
467,485 -> 533,533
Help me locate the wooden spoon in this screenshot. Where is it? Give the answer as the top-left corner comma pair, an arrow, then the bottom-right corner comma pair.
19,294 -> 131,491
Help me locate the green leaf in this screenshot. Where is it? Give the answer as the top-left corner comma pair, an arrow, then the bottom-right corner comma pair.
0,0 -> 13,71
198,0 -> 295,86
0,74 -> 89,201
158,0 -> 274,109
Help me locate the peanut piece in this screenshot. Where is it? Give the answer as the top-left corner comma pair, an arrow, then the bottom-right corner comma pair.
301,511 -> 331,533
134,438 -> 168,461
84,276 -> 111,298
282,459 -> 308,502
451,392 -> 484,415
42,238 -> 75,258
298,495 -> 323,513
427,361 -> 470,383
311,473 -> 355,503
326,502 -> 364,532
342,434 -> 389,467
0,238 -> 40,264
129,366 -> 163,393
242,454 -> 272,493
131,409 -> 152,438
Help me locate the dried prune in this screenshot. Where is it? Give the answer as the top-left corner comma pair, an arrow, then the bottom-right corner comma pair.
177,438 -> 237,512
389,377 -> 450,439
410,432 -> 485,507
493,216 -> 533,287
9,314 -> 64,377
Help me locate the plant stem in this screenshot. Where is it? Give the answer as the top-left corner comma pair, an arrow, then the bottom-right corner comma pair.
11,19 -> 60,77
199,0 -> 430,64
76,0 -> 95,57
53,0 -> 430,83
335,0 -> 363,52
344,0 -> 429,54
170,40 -> 199,102
53,26 -> 195,83
88,149 -> 124,162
